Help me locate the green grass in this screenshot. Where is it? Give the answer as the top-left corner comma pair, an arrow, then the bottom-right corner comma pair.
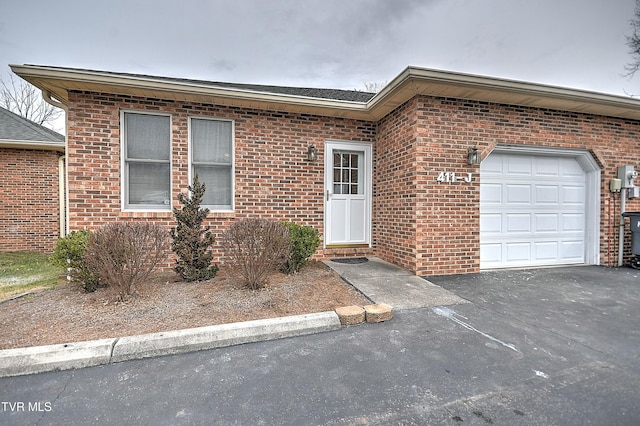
0,251 -> 64,299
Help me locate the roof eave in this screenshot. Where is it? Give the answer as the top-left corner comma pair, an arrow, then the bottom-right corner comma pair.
9,64 -> 373,120
0,139 -> 65,152
11,64 -> 640,122
367,66 -> 640,121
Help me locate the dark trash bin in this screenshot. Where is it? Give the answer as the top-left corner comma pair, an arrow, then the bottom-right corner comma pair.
622,211 -> 640,269
623,211 -> 640,255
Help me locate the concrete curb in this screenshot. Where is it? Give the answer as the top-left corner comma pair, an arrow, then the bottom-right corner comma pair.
0,338 -> 117,378
111,311 -> 341,363
0,311 -> 341,378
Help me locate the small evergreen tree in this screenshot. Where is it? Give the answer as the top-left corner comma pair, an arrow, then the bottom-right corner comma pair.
170,175 -> 219,281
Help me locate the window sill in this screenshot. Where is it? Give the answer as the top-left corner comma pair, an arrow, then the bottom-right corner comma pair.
120,210 -> 173,218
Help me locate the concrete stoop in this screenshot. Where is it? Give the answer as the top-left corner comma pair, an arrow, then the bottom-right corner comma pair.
335,303 -> 394,325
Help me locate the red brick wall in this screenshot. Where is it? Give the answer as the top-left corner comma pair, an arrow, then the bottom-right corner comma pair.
374,98 -> 419,272
66,90 -> 640,275
66,91 -> 376,266
414,98 -> 481,276
375,95 -> 640,276
0,148 -> 61,252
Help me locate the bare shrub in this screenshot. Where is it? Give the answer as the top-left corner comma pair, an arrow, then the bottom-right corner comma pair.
84,222 -> 169,299
221,218 -> 290,290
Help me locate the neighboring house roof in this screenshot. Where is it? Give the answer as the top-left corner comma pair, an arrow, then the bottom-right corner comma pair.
0,106 -> 64,151
10,64 -> 640,122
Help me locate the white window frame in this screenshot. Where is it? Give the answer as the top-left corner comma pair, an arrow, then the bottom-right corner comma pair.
120,110 -> 172,211
188,116 -> 235,212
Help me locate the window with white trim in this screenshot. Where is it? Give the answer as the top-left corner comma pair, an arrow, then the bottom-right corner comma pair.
189,117 -> 234,210
122,111 -> 171,210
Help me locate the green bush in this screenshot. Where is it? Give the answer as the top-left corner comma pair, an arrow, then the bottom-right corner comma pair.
49,230 -> 100,292
170,175 -> 219,282
282,222 -> 320,274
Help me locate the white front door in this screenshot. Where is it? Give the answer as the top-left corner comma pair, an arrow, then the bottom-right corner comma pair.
324,141 -> 372,247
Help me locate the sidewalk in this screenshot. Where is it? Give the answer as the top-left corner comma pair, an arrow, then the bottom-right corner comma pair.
324,256 -> 468,309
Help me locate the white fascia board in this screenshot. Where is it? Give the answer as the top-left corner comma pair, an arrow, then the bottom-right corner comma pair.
0,138 -> 65,152
367,66 -> 640,117
10,64 -> 370,113
12,64 -> 640,121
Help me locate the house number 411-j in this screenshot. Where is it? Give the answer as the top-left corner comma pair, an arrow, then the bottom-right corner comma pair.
437,172 -> 473,183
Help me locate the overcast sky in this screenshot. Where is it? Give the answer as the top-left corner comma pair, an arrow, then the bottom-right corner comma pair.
0,0 -> 638,100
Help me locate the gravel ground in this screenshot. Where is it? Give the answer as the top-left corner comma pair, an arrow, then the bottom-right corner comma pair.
0,261 -> 369,350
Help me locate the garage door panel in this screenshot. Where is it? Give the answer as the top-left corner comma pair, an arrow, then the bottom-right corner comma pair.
480,243 -> 502,265
535,185 -> 560,204
535,158 -> 560,176
563,186 -> 585,204
481,213 -> 502,233
534,241 -> 559,261
482,156 -> 503,175
561,158 -> 585,177
535,213 -> 559,232
562,213 -> 585,232
560,240 -> 584,260
481,183 -> 502,203
506,184 -> 531,203
506,157 -> 532,176
506,213 -> 531,233
505,243 -> 531,262
481,152 -> 586,269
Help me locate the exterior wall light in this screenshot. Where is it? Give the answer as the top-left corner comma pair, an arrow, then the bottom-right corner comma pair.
467,146 -> 481,165
307,145 -> 318,162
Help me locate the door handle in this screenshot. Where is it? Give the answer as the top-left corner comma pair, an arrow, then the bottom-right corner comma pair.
326,190 -> 331,201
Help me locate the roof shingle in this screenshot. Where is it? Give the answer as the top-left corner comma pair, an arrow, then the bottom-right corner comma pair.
27,65 -> 377,103
0,106 -> 64,143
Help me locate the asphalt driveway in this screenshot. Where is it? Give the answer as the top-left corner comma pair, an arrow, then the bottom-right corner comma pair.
429,265 -> 640,362
1,265 -> 639,425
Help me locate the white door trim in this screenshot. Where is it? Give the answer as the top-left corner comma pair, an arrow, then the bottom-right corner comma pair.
485,145 -> 601,267
324,140 -> 373,247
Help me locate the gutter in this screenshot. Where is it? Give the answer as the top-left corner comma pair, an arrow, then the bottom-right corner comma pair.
39,89 -> 69,238
11,64 -> 640,122
0,139 -> 64,151
58,155 -> 66,239
366,66 -> 640,120
43,89 -> 66,111
10,64 -> 371,118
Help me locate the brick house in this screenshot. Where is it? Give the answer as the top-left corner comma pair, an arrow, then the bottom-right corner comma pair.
0,106 -> 65,252
11,64 -> 640,275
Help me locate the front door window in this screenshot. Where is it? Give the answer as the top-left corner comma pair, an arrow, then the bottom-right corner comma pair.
333,151 -> 363,195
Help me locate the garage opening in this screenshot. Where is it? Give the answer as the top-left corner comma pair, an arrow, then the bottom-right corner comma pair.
480,146 -> 600,269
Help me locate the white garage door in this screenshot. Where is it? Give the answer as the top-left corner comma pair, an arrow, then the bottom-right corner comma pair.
480,153 -> 587,269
